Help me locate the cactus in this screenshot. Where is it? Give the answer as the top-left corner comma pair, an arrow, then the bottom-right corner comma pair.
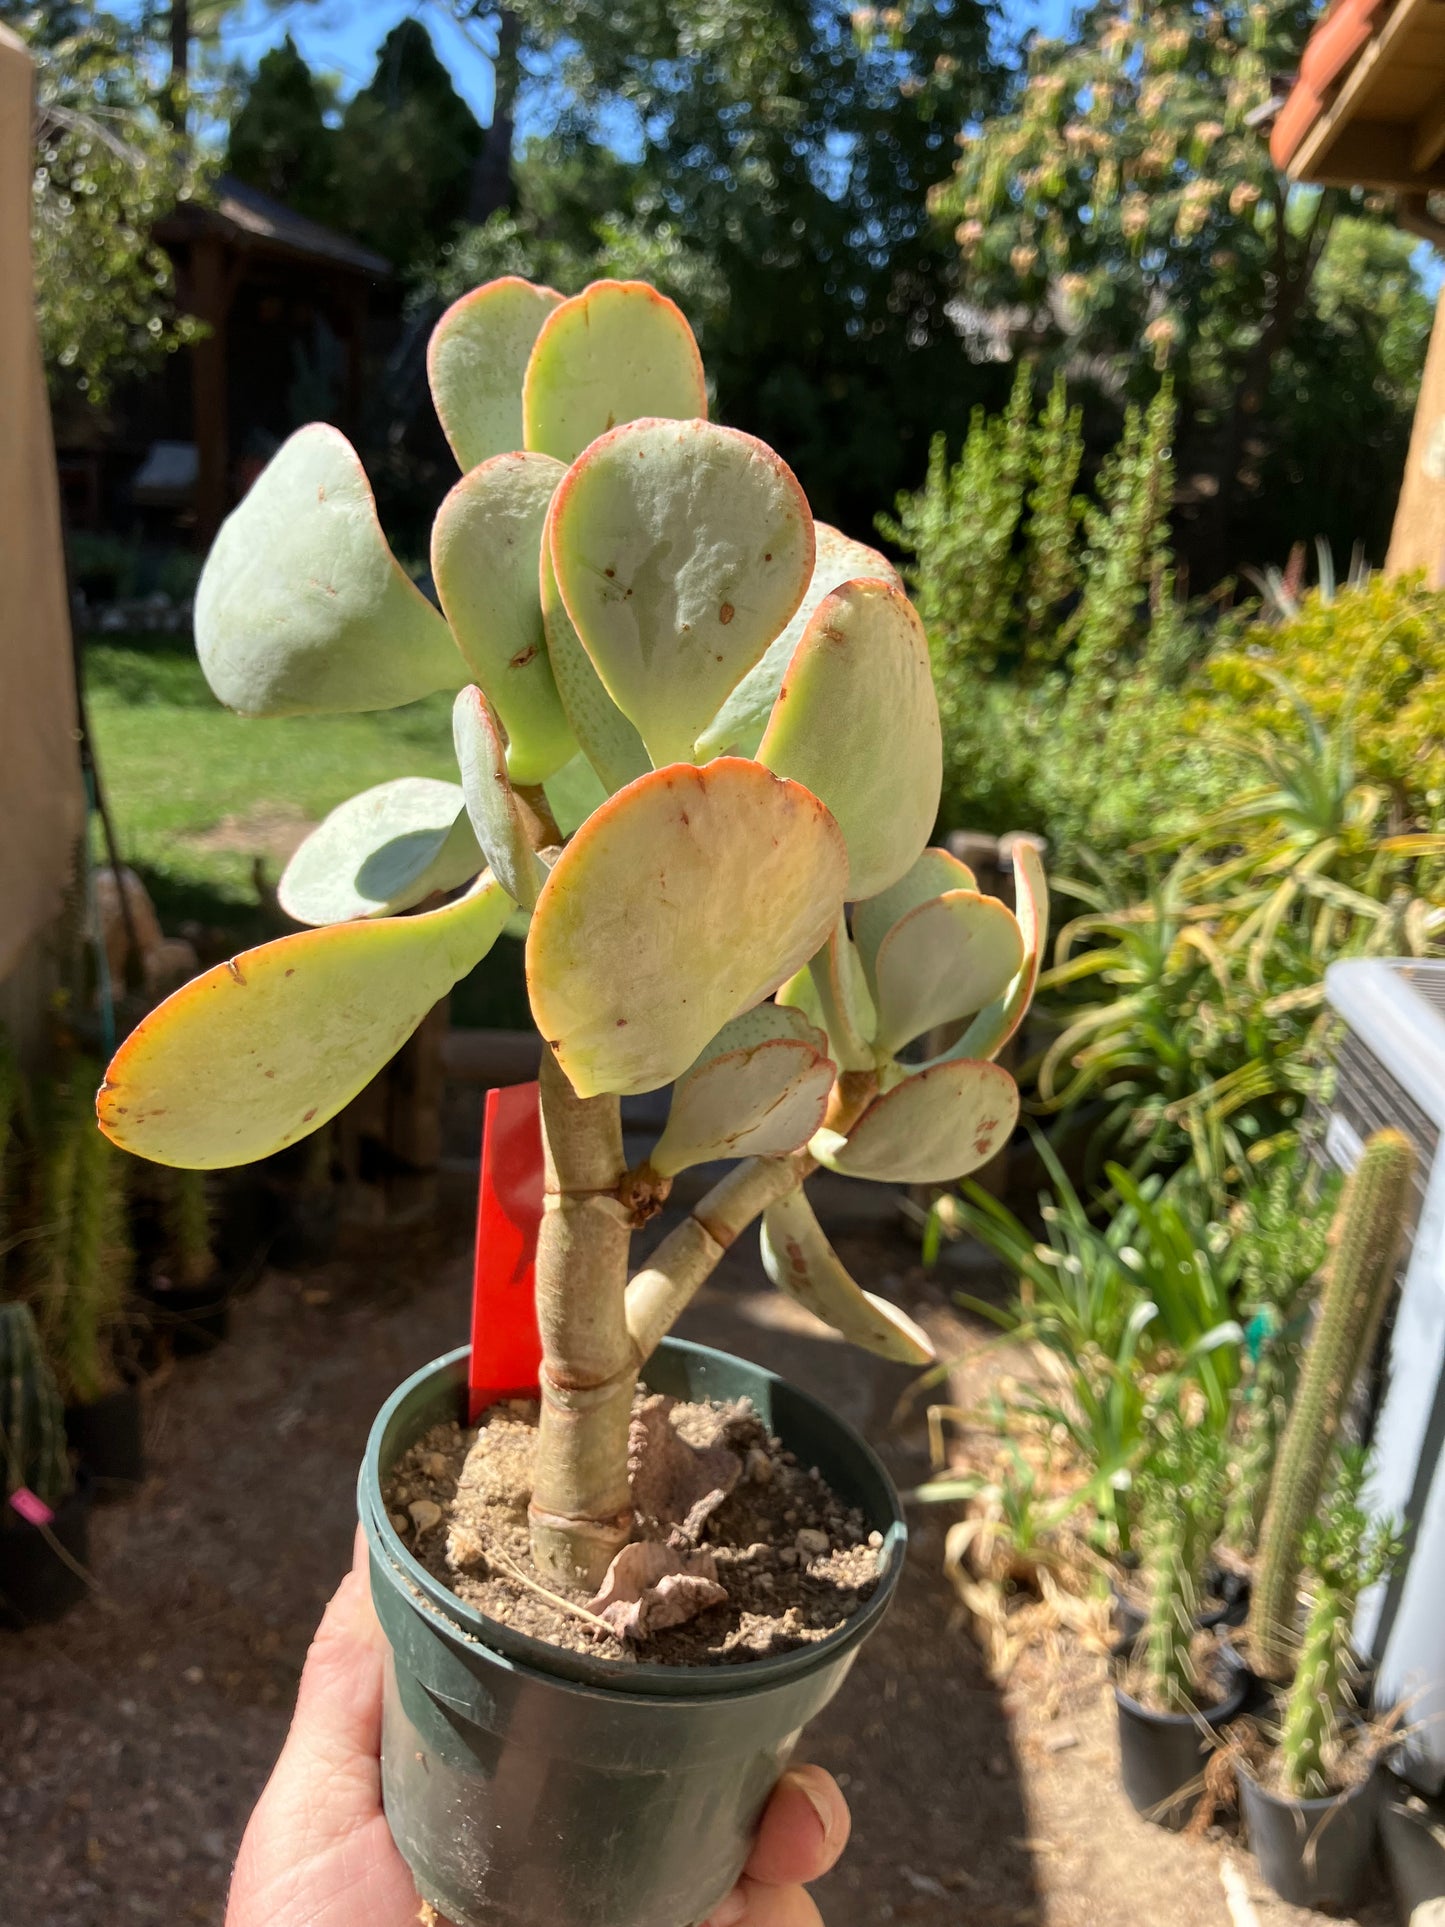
34,1065 -> 133,1406
0,1302 -> 72,1512
1279,1450 -> 1402,1798
1224,1162 -> 1339,1555
161,1168 -> 213,1289
1137,1420 -> 1227,1711
93,276 -> 1050,1591
1249,1131 -> 1414,1678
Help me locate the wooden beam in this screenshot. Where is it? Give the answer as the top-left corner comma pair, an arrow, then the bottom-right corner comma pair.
1291,0 -> 1435,179
1411,83 -> 1445,172
1302,118 -> 1445,188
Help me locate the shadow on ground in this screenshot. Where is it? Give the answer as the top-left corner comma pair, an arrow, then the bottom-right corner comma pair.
0,1192 -> 1034,1926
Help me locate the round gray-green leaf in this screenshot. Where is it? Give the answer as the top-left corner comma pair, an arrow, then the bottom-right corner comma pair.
278,778 -> 481,926
196,424 -> 462,718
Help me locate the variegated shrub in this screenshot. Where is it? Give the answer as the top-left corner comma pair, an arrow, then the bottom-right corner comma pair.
96,277 -> 1047,1590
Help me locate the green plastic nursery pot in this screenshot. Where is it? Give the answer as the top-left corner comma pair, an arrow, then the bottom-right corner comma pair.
359,1339 -> 908,1927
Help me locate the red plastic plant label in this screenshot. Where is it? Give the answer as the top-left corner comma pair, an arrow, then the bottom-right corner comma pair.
468,1081 -> 545,1423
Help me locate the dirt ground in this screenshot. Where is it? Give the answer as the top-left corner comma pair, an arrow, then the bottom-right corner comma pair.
0,1187 -> 1398,1927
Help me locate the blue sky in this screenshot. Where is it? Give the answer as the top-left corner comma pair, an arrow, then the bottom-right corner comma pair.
215,0 -> 1077,122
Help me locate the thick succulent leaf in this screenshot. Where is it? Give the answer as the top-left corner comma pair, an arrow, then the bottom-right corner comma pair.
852,848 -> 980,983
814,1059 -> 1019,1183
527,759 -> 847,1096
540,515 -> 650,793
757,579 -> 941,900
649,1007 -> 834,1176
195,425 -> 461,718
522,280 -> 707,464
929,841 -> 1051,1067
871,892 -> 1024,1058
549,418 -> 815,768
695,525 -> 902,761
542,752 -> 610,837
431,452 -> 577,785
428,277 -> 563,472
800,916 -> 876,1071
278,778 -> 481,927
96,875 -> 512,1170
452,687 -> 544,908
761,1188 -> 935,1364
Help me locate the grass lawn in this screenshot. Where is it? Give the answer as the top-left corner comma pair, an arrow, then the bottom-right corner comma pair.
83,631 -> 530,1025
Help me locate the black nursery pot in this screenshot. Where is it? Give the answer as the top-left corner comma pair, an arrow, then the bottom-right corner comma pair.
1113,1646 -> 1249,1829
359,1340 -> 908,1927
138,1272 -> 231,1356
1238,1757 -> 1386,1913
65,1382 -> 145,1495
0,1474 -> 92,1629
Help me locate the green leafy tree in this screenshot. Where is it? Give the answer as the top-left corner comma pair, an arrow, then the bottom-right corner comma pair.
225,31 -> 340,225
9,6 -> 209,404
933,0 -> 1427,574
333,19 -> 484,274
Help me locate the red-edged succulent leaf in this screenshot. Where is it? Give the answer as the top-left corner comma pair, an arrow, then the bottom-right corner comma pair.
852,848 -> 980,982
757,578 -> 941,900
196,425 -> 460,718
278,778 -> 481,926
926,840 -> 1050,1067
649,1005 -> 835,1176
760,1187 -> 935,1364
428,276 -> 562,472
431,451 -> 577,785
540,496 -> 650,793
452,686 -> 545,908
96,875 -> 513,1170
814,1059 -> 1019,1183
548,418 -> 815,768
522,280 -> 707,464
870,892 -> 1024,1057
695,524 -> 902,761
526,759 -> 847,1096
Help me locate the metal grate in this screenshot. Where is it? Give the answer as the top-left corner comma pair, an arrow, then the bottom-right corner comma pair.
1315,1026 -> 1437,1248
1401,960 -> 1445,1024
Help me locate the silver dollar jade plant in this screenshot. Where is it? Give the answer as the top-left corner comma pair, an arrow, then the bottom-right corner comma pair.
97,277 -> 1048,1594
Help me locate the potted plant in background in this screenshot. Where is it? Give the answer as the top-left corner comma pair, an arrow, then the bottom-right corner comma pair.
0,1302 -> 89,1626
1236,1127 -> 1414,1909
93,274 -> 1049,1927
135,1164 -> 227,1356
1111,1417 -> 1248,1828
1237,1449 -> 1402,1911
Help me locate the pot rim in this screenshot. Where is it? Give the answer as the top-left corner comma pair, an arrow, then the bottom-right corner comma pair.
361,1338 -> 908,1703
1236,1749 -> 1387,1816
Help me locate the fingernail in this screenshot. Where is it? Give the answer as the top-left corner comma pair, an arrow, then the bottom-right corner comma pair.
781,1768 -> 839,1853
705,1887 -> 748,1927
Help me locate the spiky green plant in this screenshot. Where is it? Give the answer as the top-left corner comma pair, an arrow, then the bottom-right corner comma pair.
0,1302 -> 72,1511
93,277 -> 1050,1591
160,1168 -> 213,1289
1224,1159 -> 1339,1555
1279,1449 -> 1402,1799
1249,1130 -> 1414,1678
1136,1419 -> 1227,1712
34,1066 -> 133,1406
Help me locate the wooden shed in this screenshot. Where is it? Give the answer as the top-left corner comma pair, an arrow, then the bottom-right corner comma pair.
1273,0 -> 1445,581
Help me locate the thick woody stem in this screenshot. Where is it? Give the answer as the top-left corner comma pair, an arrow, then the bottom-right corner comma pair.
625,1068 -> 880,1363
528,1046 -> 636,1591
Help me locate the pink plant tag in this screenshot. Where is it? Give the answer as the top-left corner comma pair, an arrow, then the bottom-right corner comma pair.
8,1486 -> 54,1528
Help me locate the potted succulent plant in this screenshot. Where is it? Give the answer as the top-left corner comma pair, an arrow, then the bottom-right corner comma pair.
1112,1417 -> 1248,1828
94,275 -> 1048,1927
1237,1449 -> 1402,1912
0,1302 -> 90,1626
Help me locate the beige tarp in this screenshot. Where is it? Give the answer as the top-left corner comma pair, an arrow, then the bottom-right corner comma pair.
0,27 -> 85,1001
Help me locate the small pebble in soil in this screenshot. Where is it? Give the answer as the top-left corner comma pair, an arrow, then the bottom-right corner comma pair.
795,1528 -> 830,1556
408,1499 -> 442,1533
746,1447 -> 772,1485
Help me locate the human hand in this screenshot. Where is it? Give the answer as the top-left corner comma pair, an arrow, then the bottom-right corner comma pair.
226,1529 -> 850,1927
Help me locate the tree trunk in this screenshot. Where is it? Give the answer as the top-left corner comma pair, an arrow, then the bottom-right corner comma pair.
469,5 -> 520,222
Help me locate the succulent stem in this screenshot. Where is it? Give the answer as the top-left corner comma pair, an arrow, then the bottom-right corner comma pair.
528,1045 -> 636,1590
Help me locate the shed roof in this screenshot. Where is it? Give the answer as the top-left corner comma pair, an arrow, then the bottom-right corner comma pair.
1271,0 -> 1445,190
156,174 -> 391,280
